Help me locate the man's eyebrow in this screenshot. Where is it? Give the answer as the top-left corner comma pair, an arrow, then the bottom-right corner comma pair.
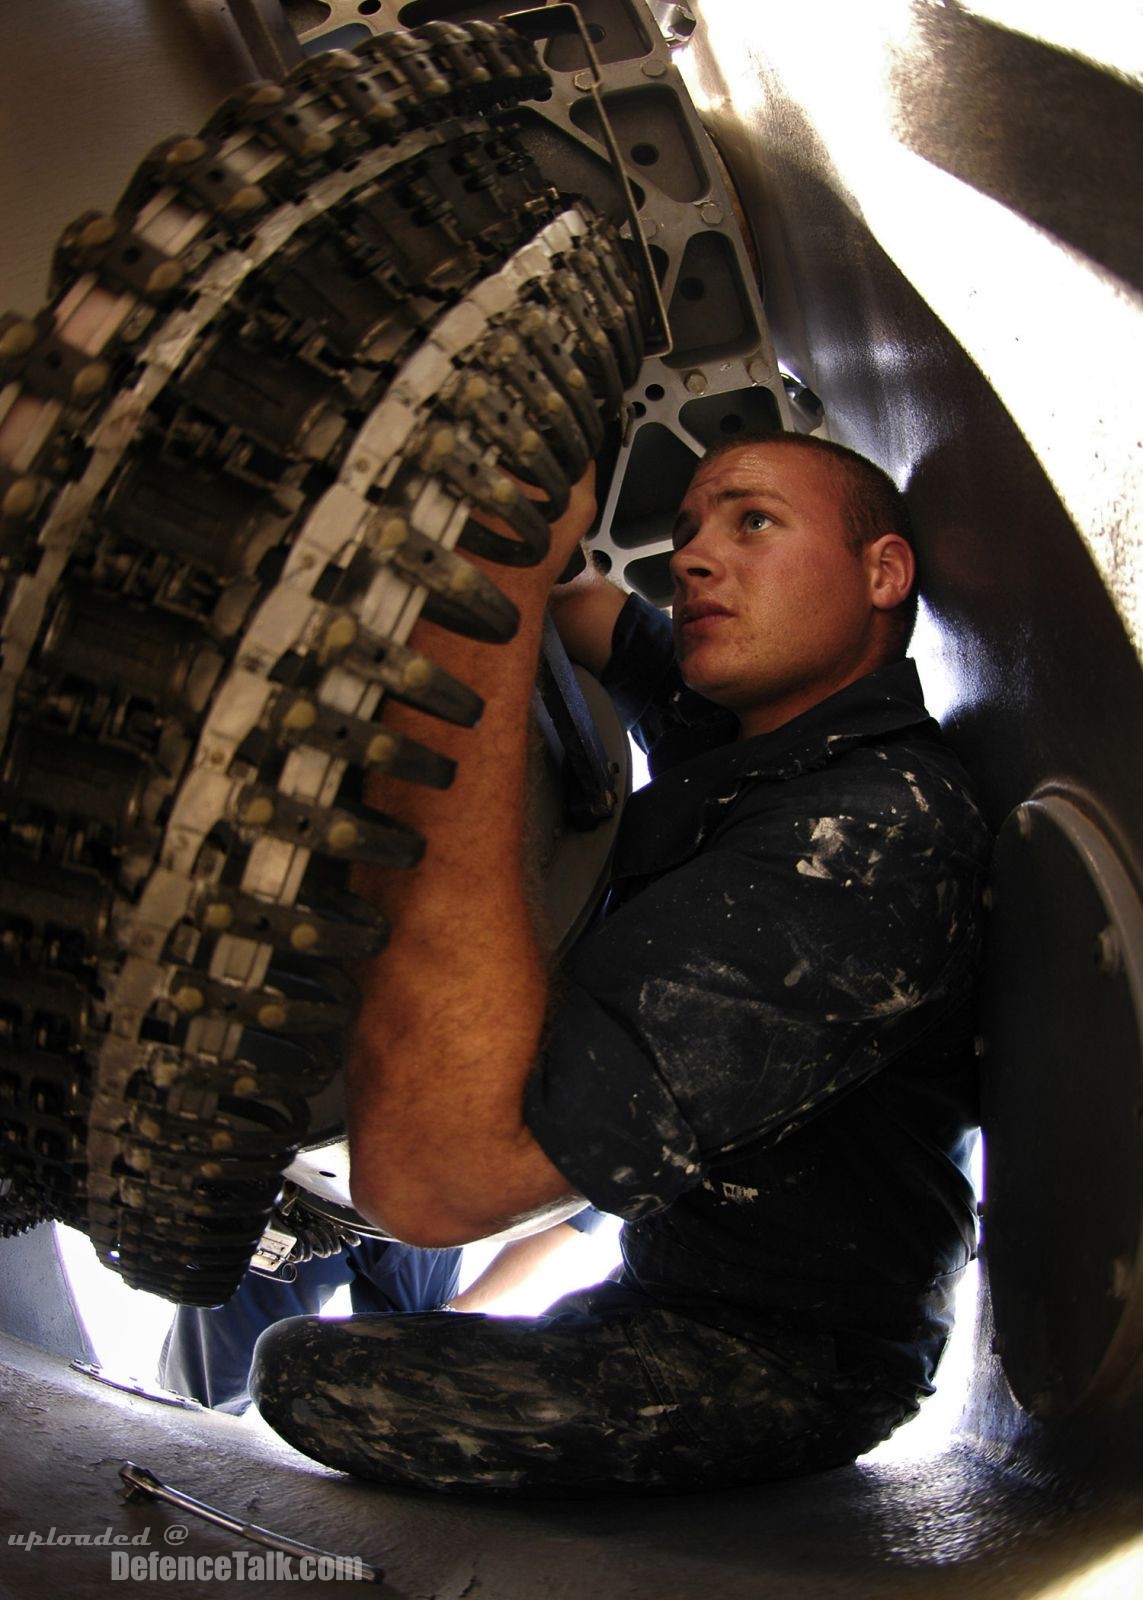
715,485 -> 793,508
671,484 -> 793,545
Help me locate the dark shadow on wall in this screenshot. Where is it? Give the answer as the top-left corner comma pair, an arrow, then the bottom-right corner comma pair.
889,9 -> 1143,295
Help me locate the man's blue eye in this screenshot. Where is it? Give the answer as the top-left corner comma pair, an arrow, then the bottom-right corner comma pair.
744,512 -> 772,532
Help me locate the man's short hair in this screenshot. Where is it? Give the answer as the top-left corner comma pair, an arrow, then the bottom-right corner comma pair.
695,431 -> 918,657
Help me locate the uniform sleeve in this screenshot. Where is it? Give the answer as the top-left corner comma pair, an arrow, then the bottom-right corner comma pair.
524,760 -> 986,1220
598,592 -> 677,737
563,1205 -> 608,1235
599,592 -> 738,771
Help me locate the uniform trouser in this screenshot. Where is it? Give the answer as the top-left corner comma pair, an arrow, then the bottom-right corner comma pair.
249,1281 -> 919,1496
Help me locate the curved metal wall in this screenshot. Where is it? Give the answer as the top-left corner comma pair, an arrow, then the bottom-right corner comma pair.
678,1 -> 1143,1454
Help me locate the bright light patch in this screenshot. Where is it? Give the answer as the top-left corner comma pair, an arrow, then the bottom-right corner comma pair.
683,4 -> 1143,659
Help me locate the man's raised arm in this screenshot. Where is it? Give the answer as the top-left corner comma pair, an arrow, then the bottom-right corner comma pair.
546,550 -> 628,678
345,468 -> 601,1247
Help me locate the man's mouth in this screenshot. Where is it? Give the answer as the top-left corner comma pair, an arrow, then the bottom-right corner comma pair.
677,599 -> 734,634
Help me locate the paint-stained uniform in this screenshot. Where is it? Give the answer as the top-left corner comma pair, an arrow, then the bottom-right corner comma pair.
528,593 -> 991,1392
250,593 -> 992,1494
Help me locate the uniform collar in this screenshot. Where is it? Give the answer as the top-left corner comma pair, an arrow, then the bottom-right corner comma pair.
612,659 -> 937,884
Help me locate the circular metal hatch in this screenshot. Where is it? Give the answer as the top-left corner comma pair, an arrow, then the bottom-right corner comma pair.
982,790 -> 1143,1418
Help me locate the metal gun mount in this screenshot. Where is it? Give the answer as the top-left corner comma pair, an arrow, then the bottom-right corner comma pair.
0,1 -> 790,1303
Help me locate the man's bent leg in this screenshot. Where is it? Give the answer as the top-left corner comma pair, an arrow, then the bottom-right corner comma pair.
250,1287 -> 914,1495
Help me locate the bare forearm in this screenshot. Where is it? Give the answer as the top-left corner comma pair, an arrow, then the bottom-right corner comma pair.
446,1221 -> 585,1313
347,598 -> 563,1242
346,471 -> 598,1245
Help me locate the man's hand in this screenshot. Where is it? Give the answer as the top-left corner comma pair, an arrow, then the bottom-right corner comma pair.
345,463 -> 600,1246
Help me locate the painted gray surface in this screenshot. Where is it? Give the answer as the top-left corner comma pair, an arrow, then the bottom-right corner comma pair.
0,1225 -> 96,1363
0,0 -> 256,313
677,1 -> 1143,1451
1,1330 -> 1140,1600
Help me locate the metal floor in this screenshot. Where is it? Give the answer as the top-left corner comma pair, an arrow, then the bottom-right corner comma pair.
0,1327 -> 1139,1600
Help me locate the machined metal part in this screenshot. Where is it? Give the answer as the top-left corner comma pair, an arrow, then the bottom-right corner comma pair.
292,0 -> 796,607
0,18 -> 648,1303
119,1462 -> 384,1583
70,1362 -> 207,1411
536,613 -> 617,826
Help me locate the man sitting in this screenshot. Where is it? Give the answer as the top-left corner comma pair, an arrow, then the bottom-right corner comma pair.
250,433 -> 990,1494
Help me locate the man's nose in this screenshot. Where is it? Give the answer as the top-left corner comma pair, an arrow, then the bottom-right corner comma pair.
669,525 -> 721,587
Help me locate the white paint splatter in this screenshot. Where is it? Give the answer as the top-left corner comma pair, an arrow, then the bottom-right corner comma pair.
901,770 -> 931,813
797,815 -> 851,879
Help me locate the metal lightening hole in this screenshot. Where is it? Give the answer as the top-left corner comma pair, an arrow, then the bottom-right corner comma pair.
631,143 -> 659,167
679,277 -> 705,302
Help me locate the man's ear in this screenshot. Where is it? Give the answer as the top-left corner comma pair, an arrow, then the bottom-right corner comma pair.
866,534 -> 915,612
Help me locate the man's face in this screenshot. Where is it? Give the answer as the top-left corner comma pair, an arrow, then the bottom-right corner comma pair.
669,443 -> 887,737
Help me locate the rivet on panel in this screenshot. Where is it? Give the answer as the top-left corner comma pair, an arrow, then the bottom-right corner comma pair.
165,138 -> 208,166
242,795 -> 275,826
324,614 -> 358,653
146,261 -> 184,295
366,733 -> 398,766
1094,926 -> 1122,977
2,478 -> 39,518
327,820 -> 359,850
282,699 -> 318,732
72,361 -> 111,400
225,185 -> 266,216
0,320 -> 39,359
78,216 -> 118,248
377,516 -> 408,550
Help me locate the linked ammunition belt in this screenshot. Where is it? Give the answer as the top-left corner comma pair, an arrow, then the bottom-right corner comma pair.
0,20 -> 645,1303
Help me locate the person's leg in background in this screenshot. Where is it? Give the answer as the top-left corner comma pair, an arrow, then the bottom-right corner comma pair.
159,1239 -> 460,1412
